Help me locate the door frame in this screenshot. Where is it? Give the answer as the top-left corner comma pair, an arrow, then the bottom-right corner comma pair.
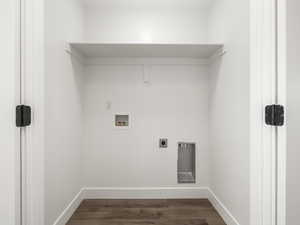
23,0 -> 283,225
250,0 -> 287,225
250,0 -> 277,224
276,0 -> 287,224
20,0 -> 45,224
2,0 -> 22,224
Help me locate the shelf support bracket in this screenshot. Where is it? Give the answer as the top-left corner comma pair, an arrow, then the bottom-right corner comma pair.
64,42 -> 72,55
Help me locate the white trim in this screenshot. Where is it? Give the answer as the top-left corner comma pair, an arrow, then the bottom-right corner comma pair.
250,0 -> 278,224
14,0 -> 22,224
21,0 -> 45,225
53,190 -> 83,225
276,0 -> 287,224
208,189 -> 240,225
81,187 -> 210,199
6,0 -> 22,224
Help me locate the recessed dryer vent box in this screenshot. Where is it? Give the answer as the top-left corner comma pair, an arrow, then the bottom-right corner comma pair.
115,114 -> 129,127
178,142 -> 196,184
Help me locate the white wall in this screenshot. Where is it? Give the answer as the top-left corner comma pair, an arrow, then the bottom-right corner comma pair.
287,1 -> 300,224
83,6 -> 209,43
44,0 -> 84,224
42,1 -> 252,224
208,0 -> 250,224
82,61 -> 210,187
0,0 -> 19,224
80,2 -> 211,190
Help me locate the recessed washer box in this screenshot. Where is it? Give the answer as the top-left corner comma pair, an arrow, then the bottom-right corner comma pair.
114,114 -> 129,128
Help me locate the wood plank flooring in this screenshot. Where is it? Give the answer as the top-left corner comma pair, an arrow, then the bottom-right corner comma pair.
67,199 -> 226,225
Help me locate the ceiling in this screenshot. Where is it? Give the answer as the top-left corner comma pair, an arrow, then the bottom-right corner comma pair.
82,0 -> 215,10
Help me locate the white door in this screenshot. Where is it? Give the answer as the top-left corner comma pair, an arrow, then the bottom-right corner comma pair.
276,0 -> 300,224
0,0 -> 21,225
285,1 -> 300,224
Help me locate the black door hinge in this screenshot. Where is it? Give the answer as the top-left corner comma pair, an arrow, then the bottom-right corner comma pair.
16,105 -> 31,127
265,104 -> 284,126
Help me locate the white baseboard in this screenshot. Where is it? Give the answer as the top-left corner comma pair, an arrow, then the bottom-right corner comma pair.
53,187 -> 240,225
208,188 -> 240,225
81,187 -> 210,199
53,190 -> 83,225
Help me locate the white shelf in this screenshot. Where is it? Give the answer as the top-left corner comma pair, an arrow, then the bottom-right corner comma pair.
68,42 -> 224,58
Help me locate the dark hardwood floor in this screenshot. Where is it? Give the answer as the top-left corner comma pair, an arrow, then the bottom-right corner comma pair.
66,199 -> 226,225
